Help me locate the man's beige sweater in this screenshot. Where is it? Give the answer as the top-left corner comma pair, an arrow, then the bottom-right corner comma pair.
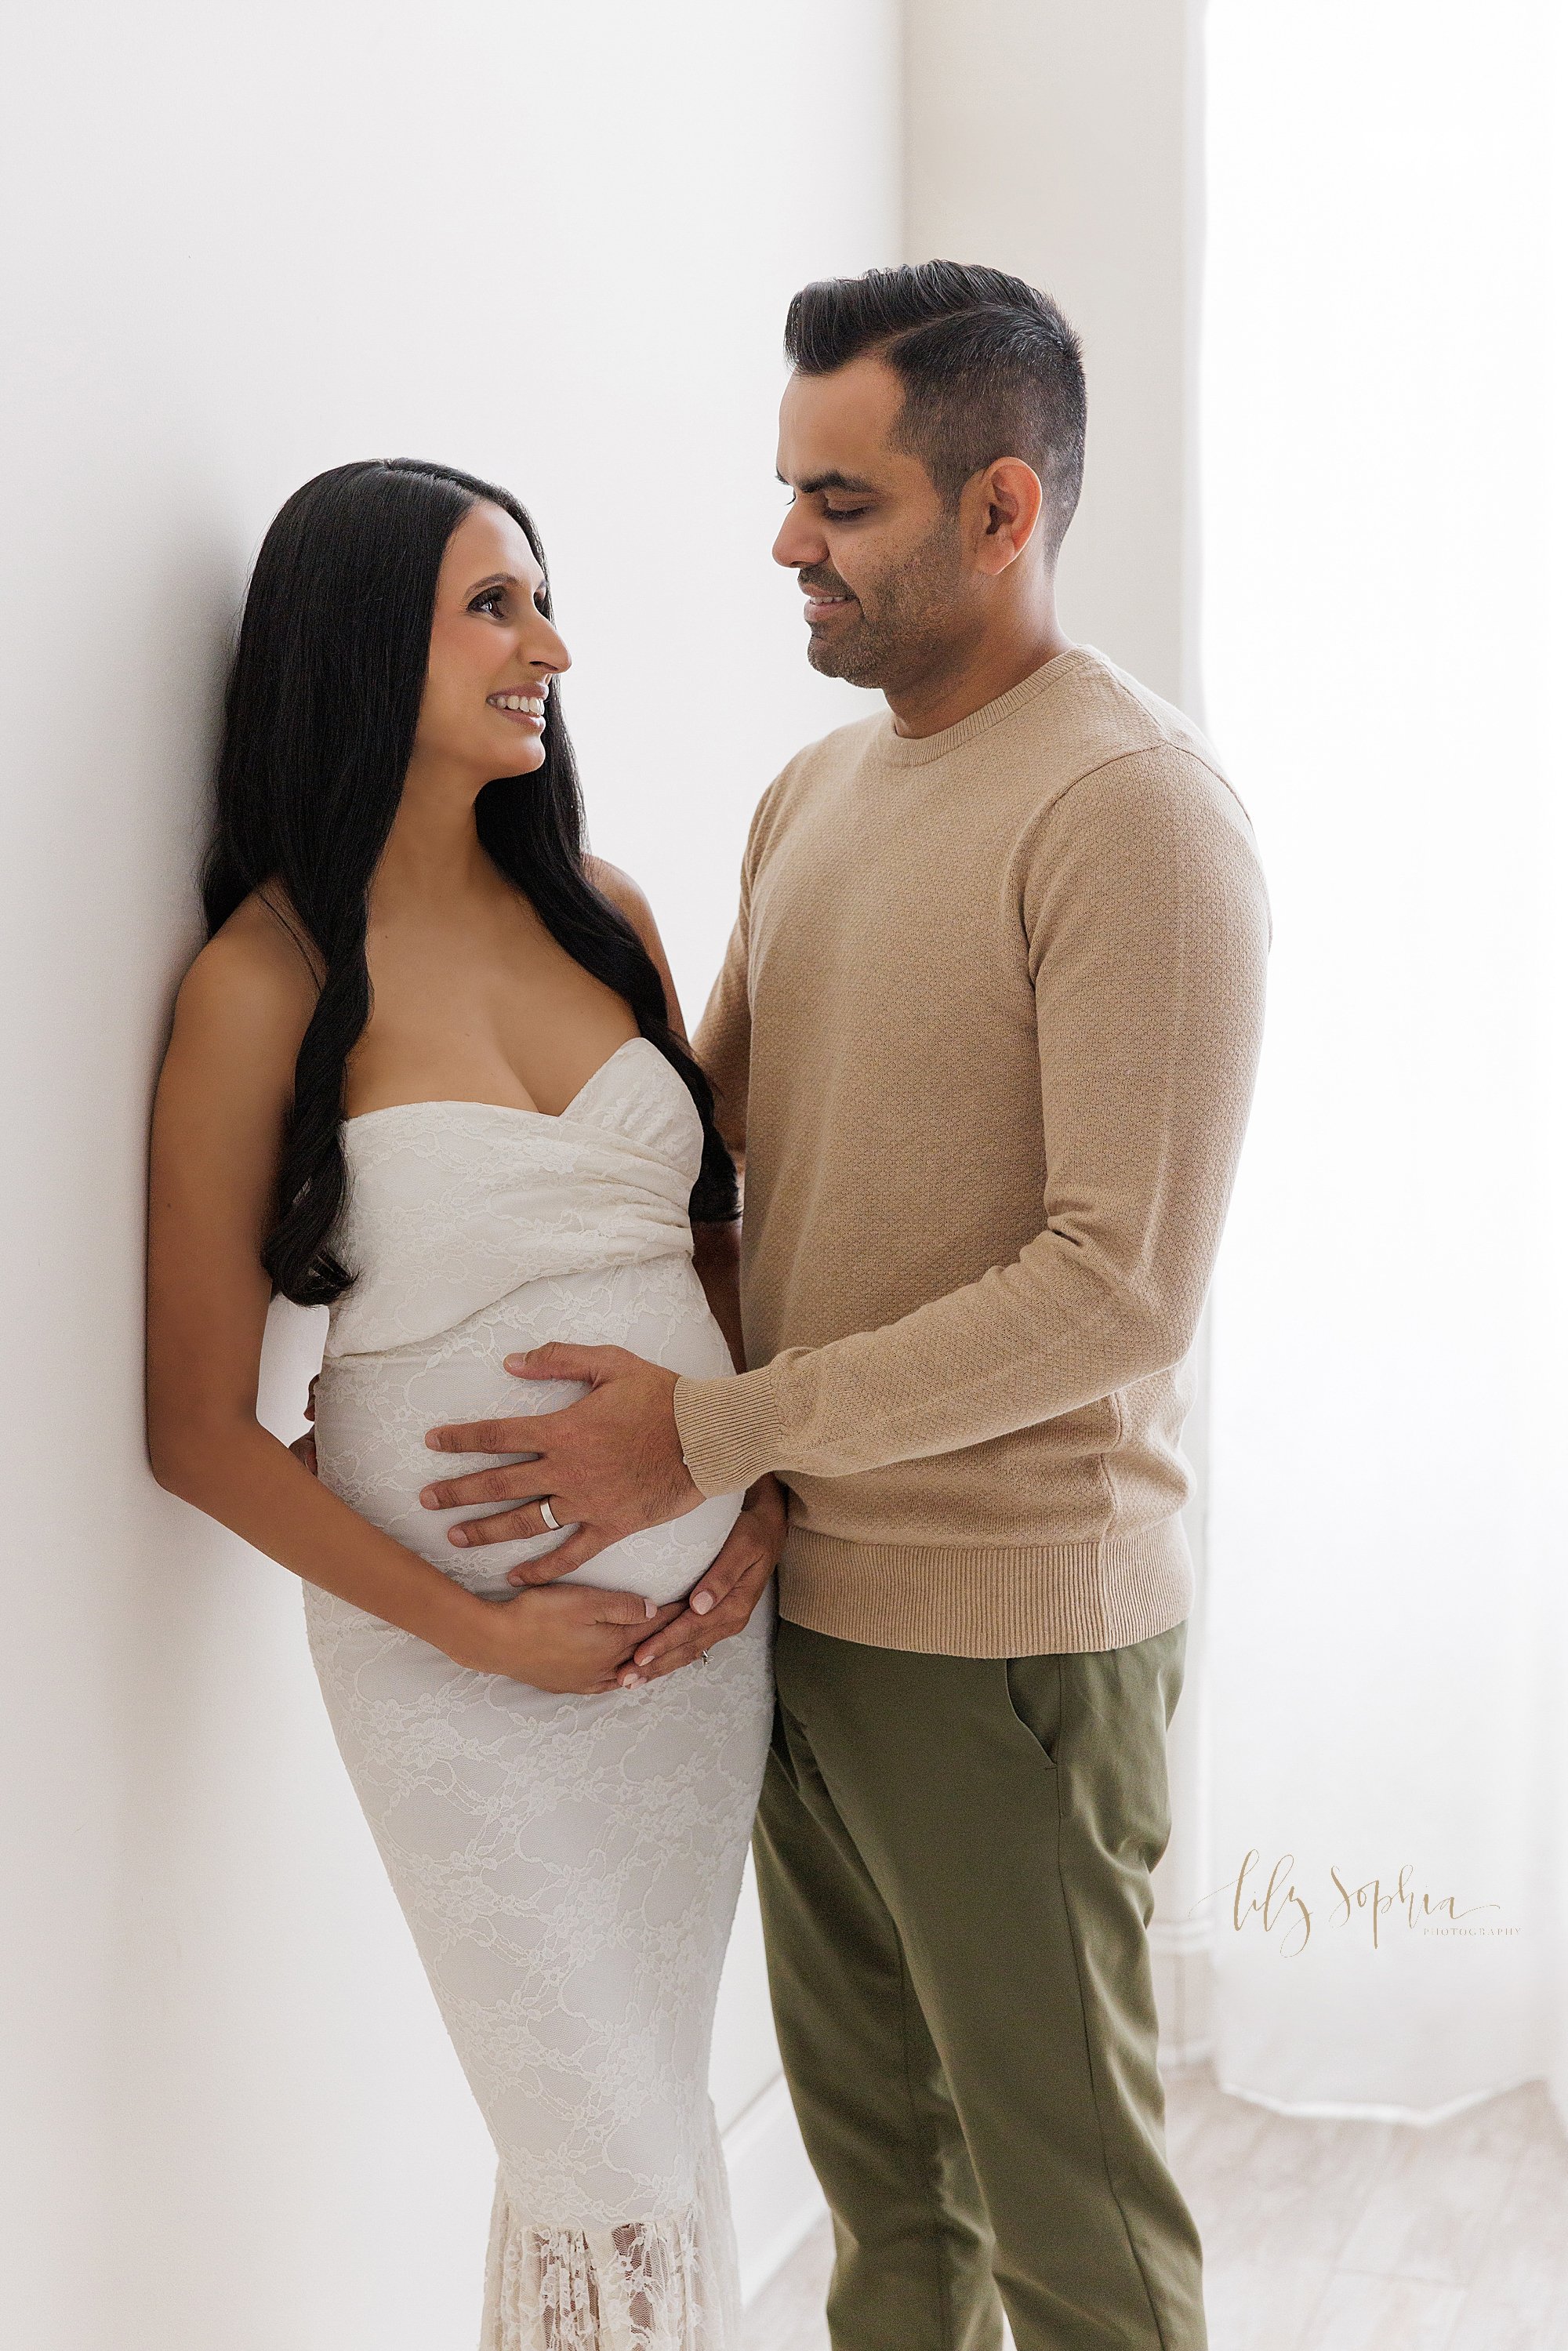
672,646 -> 1271,1657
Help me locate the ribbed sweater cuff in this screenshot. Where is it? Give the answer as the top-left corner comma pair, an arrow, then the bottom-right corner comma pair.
673,1366 -> 785,1497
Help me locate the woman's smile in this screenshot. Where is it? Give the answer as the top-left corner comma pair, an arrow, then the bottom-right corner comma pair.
487,689 -> 547,728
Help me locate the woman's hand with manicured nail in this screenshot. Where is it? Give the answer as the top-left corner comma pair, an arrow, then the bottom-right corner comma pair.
622,1475 -> 787,1684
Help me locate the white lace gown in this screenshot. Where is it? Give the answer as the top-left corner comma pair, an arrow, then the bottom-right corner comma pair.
301,1037 -> 775,2351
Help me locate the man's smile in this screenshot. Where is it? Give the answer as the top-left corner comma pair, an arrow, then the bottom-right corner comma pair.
801,583 -> 856,623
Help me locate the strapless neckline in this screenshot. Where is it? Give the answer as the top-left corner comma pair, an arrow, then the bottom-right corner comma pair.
323,1034 -> 702,1360
339,1033 -> 655,1134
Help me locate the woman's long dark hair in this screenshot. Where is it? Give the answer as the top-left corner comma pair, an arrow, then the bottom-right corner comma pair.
202,458 -> 738,1305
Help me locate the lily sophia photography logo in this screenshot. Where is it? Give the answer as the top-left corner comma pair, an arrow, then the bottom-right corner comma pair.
1189,1851 -> 1519,1958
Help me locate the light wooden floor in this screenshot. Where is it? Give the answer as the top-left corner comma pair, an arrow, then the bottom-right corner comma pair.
742,2066 -> 1568,2351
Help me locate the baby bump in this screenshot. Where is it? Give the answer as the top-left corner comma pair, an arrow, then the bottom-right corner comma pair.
313,1254 -> 744,1607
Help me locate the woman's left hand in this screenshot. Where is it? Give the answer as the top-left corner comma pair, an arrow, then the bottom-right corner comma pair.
617,1474 -> 786,1687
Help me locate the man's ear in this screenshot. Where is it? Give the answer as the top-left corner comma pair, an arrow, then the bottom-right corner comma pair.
967,458 -> 1046,576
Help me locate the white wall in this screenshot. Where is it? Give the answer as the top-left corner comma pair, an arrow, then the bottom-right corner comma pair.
0,5 -> 898,2344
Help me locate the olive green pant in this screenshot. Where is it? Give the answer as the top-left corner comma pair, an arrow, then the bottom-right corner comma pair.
753,1616 -> 1206,2351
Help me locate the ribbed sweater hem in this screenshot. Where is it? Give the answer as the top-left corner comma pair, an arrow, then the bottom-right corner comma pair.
775,1521 -> 1194,1659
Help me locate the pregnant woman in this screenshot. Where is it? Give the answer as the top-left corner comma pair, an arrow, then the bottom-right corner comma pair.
146,459 -> 781,2350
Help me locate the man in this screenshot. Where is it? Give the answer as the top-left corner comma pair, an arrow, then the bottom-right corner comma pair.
421,261 -> 1271,2349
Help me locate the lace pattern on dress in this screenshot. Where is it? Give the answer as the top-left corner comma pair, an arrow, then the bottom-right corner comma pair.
481,2125 -> 741,2351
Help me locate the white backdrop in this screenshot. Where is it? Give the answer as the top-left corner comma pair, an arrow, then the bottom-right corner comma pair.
904,0 -> 1568,2134
1199,0 -> 1568,2124
0,6 -> 896,2345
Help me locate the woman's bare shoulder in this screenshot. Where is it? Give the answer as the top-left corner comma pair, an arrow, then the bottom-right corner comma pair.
584,854 -> 658,941
583,856 -> 687,1035
172,886 -> 321,1068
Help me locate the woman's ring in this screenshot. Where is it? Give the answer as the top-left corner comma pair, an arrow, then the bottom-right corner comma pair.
696,1649 -> 711,1668
538,1497 -> 562,1533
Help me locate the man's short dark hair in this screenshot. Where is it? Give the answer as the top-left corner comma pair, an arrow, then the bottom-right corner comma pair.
784,259 -> 1087,557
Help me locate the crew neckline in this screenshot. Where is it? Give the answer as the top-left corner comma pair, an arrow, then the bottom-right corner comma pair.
869,643 -> 1101,767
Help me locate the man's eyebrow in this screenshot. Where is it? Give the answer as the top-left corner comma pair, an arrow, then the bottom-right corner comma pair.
777,469 -> 878,496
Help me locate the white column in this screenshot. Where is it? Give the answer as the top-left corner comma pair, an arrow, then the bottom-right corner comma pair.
902,0 -> 1214,2059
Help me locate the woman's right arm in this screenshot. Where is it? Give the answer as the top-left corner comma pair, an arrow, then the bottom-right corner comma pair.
145,907 -> 676,1693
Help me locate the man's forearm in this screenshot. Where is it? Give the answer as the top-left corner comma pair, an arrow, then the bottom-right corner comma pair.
673,1216 -> 1204,1497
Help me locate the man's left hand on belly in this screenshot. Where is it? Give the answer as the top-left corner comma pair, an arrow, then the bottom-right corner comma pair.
418,1344 -> 703,1580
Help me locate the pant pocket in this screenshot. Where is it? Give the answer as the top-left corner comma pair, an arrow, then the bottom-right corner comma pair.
1002,1653 -> 1062,1768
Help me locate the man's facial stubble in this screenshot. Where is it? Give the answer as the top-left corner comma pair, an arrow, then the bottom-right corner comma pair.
801,506 -> 971,695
